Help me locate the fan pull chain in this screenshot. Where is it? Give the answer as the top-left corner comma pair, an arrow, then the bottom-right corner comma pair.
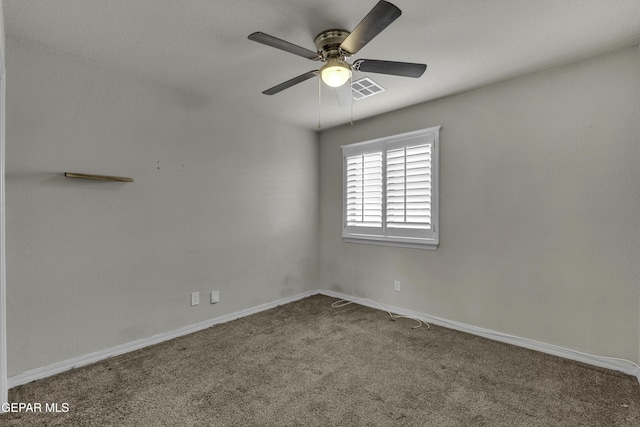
317,76 -> 322,129
350,72 -> 354,125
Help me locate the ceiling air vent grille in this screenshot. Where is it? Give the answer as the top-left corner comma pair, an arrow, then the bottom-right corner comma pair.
351,77 -> 385,100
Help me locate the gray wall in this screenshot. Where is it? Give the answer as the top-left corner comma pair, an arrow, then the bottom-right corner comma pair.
319,47 -> 640,363
6,37 -> 319,376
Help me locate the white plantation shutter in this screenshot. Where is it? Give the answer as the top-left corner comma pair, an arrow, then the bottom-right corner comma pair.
385,141 -> 433,237
342,126 -> 440,249
346,152 -> 383,229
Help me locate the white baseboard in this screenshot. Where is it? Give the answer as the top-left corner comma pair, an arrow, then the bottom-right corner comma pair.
8,290 -> 319,388
8,288 -> 640,387
318,289 -> 640,383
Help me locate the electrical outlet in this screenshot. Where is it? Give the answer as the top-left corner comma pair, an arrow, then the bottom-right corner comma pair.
210,290 -> 220,304
394,280 -> 401,292
191,292 -> 199,306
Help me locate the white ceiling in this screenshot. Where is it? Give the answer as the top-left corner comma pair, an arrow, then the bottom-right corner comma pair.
4,0 -> 640,130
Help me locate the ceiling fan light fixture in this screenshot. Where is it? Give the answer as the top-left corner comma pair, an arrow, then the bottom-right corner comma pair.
320,58 -> 352,88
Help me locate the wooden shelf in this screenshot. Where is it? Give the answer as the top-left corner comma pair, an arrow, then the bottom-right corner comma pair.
64,172 -> 133,183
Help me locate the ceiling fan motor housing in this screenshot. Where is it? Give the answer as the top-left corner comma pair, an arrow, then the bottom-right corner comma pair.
314,29 -> 351,60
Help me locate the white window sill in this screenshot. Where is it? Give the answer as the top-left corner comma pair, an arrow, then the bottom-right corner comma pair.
343,237 -> 438,250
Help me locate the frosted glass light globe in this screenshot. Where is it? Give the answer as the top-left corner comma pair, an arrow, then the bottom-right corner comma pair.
320,60 -> 352,88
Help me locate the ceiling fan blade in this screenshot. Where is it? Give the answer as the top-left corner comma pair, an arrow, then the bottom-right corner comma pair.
262,71 -> 319,95
335,83 -> 353,108
353,59 -> 426,78
339,1 -> 402,55
248,32 -> 322,61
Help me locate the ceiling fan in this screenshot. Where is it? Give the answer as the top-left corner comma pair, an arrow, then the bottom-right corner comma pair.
248,0 -> 427,96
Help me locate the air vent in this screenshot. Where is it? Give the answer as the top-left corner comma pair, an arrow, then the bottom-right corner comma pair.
351,77 -> 385,100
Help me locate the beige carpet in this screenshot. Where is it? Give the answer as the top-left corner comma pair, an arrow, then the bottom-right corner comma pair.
2,294 -> 639,426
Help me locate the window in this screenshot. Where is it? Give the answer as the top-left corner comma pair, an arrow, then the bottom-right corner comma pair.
342,126 -> 440,250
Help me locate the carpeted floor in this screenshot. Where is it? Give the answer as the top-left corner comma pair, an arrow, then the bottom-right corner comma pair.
2,294 -> 639,426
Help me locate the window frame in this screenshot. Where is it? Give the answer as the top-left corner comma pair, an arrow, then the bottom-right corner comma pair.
341,126 -> 441,250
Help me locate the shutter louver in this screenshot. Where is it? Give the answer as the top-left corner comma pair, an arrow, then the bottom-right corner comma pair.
346,152 -> 383,227
386,144 -> 432,230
